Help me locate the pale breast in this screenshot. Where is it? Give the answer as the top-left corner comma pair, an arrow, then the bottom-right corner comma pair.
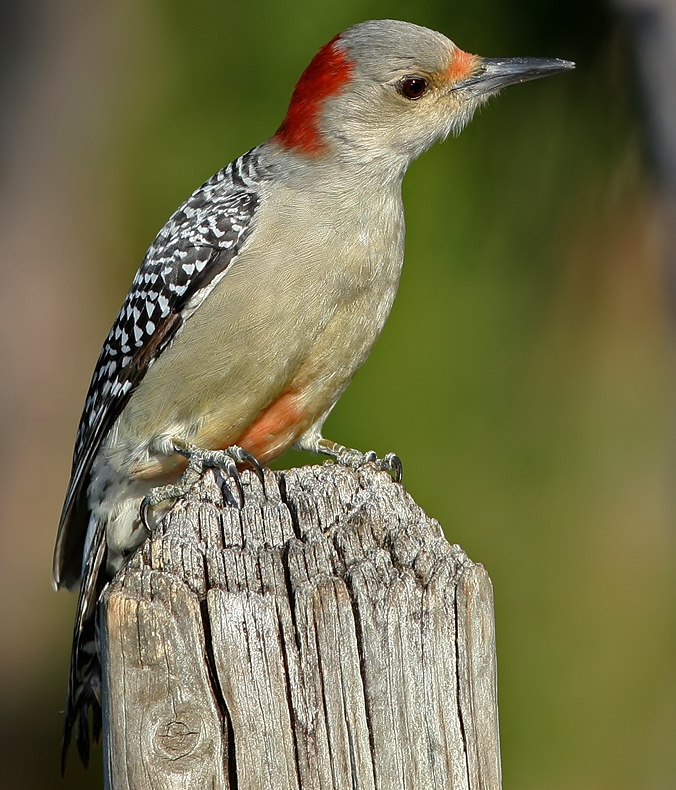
106,176 -> 406,474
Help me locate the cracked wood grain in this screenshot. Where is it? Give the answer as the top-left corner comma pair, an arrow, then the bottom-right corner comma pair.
101,463 -> 502,789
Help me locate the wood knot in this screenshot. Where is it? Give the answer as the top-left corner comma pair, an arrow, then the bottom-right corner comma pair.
155,719 -> 200,759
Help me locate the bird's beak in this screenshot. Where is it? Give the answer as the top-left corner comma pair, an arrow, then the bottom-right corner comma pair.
453,56 -> 575,95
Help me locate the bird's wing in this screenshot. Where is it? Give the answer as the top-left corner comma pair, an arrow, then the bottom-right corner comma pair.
53,147 -> 270,589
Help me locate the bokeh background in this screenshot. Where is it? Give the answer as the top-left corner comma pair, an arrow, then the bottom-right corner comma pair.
1,0 -> 674,787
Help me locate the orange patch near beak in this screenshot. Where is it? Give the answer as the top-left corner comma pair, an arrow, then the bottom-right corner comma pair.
446,47 -> 479,83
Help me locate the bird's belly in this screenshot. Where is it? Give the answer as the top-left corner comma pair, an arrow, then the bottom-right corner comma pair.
231,286 -> 397,462
106,194 -> 404,476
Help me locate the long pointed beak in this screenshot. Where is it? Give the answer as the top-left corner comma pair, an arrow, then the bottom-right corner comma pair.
454,56 -> 575,94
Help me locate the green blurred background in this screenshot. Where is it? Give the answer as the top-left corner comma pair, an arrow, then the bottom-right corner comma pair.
0,0 -> 674,787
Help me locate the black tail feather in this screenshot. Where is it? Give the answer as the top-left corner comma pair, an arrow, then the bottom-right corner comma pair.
61,649 -> 102,773
61,518 -> 107,774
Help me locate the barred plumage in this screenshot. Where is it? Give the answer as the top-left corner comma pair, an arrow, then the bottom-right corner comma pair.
55,147 -> 269,591
54,147 -> 270,768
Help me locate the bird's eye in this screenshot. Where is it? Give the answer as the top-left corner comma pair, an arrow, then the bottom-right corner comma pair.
399,77 -> 428,100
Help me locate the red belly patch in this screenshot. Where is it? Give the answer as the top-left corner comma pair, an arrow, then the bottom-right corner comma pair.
232,390 -> 306,464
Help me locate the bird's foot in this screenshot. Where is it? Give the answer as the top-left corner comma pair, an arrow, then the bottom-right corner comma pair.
173,443 -> 266,502
308,438 -> 403,483
140,443 -> 264,528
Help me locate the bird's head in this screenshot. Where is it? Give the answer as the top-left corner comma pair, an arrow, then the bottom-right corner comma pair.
274,20 -> 573,172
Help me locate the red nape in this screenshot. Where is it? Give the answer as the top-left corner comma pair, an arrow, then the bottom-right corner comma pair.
274,35 -> 354,155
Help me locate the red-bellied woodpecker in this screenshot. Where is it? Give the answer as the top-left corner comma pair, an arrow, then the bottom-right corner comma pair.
54,19 -> 573,767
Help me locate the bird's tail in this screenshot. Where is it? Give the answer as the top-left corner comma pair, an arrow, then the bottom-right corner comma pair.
61,517 -> 107,773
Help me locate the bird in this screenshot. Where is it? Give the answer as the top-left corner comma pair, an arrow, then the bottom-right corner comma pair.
53,18 -> 573,768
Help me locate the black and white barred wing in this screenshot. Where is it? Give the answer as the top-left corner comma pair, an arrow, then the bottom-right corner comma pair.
53,149 -> 268,590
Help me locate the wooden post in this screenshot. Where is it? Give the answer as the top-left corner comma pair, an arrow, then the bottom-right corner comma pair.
100,463 -> 501,790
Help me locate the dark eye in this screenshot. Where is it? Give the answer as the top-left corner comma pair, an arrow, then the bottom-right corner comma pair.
399,77 -> 428,100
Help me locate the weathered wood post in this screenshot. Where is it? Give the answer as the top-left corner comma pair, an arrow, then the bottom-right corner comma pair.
101,463 -> 501,789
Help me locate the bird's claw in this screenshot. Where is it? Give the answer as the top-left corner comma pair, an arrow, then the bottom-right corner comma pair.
334,446 -> 403,483
140,443 -> 265,529
379,452 -> 403,483
224,445 -> 266,490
